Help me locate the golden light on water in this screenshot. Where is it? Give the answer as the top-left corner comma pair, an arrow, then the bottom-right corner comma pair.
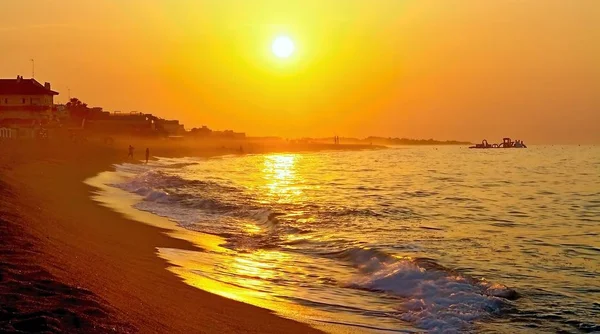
262,154 -> 303,202
265,155 -> 296,180
161,247 -> 312,319
242,223 -> 262,235
152,153 -> 382,326
155,153 -> 323,320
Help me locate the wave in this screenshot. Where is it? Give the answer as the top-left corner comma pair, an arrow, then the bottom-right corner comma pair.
341,247 -> 517,332
108,160 -> 520,332
111,169 -> 304,247
114,170 -> 216,190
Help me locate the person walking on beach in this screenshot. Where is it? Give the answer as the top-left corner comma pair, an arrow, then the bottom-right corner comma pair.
145,148 -> 150,164
128,145 -> 134,158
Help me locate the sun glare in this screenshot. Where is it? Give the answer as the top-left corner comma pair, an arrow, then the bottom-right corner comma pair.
271,36 -> 295,58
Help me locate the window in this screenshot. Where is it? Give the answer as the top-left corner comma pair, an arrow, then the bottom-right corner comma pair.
22,98 -> 26,104
4,98 -> 7,104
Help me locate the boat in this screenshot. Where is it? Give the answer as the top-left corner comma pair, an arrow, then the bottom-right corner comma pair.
469,137 -> 527,149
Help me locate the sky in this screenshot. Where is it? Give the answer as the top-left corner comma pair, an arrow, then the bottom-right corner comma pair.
1,0 -> 599,143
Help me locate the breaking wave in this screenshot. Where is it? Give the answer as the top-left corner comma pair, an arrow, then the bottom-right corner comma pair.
340,247 -> 516,332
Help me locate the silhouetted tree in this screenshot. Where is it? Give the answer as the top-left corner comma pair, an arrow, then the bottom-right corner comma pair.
65,98 -> 87,109
66,97 -> 90,123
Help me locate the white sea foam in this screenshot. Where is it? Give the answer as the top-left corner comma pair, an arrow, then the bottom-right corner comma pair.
349,254 -> 512,333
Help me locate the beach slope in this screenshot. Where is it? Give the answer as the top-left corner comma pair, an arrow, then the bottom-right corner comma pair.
0,140 -> 326,333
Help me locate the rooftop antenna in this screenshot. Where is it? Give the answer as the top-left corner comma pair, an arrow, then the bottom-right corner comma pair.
30,59 -> 35,78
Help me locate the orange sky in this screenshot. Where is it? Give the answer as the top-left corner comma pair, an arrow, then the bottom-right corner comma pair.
1,0 -> 599,143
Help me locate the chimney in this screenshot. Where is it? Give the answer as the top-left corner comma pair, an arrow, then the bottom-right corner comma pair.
16,75 -> 22,83
44,82 -> 51,90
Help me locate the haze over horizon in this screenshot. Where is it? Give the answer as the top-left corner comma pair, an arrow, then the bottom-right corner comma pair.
1,0 -> 598,144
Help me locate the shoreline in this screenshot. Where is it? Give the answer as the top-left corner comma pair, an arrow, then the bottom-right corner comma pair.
85,161 -> 372,334
0,138 -> 375,333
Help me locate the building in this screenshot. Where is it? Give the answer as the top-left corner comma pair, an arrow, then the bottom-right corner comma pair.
187,126 -> 245,139
0,118 -> 44,139
189,125 -> 213,137
0,76 -> 59,121
156,119 -> 185,136
83,111 -> 157,134
213,129 -> 246,139
0,127 -> 16,139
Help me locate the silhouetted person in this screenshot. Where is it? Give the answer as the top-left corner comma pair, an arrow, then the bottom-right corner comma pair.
145,148 -> 150,163
128,145 -> 134,158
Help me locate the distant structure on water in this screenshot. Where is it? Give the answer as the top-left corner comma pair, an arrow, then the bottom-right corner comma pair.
469,137 -> 527,149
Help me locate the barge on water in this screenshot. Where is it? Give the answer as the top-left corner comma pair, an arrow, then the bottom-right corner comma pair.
470,137 -> 527,149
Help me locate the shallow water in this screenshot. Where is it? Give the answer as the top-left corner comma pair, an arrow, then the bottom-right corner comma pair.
105,146 -> 600,333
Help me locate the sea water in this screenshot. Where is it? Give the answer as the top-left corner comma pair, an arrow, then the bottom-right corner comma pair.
103,146 -> 599,333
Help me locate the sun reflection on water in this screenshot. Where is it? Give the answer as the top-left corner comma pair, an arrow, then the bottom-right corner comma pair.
161,246 -> 317,320
189,154 -> 313,311
261,154 -> 303,203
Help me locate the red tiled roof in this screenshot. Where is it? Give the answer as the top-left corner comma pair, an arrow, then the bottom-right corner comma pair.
0,78 -> 59,95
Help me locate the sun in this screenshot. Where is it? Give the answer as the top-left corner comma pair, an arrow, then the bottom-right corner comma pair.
271,36 -> 295,59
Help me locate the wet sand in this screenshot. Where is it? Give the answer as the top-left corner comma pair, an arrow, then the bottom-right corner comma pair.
0,138 -> 379,333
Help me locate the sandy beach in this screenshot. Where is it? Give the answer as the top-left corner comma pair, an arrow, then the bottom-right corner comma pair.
0,137 -> 378,333
2,2 -> 598,331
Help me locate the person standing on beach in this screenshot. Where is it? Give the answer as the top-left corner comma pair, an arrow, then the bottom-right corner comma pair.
128,145 -> 134,158
145,148 -> 150,164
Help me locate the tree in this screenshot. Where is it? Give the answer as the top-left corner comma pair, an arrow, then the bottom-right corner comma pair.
66,97 -> 89,122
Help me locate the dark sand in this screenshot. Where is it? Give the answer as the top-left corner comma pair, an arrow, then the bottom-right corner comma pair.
0,137 -> 380,333
0,178 -> 135,333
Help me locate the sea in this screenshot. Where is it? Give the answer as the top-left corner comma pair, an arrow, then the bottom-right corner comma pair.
90,146 -> 600,333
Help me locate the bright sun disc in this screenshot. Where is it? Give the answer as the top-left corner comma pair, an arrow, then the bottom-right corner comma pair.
271,36 -> 295,58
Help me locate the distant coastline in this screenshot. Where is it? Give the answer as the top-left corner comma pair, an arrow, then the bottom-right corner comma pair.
259,136 -> 472,146
363,137 -> 472,146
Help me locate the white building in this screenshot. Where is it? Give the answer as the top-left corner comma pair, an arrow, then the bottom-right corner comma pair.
0,76 -> 59,121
